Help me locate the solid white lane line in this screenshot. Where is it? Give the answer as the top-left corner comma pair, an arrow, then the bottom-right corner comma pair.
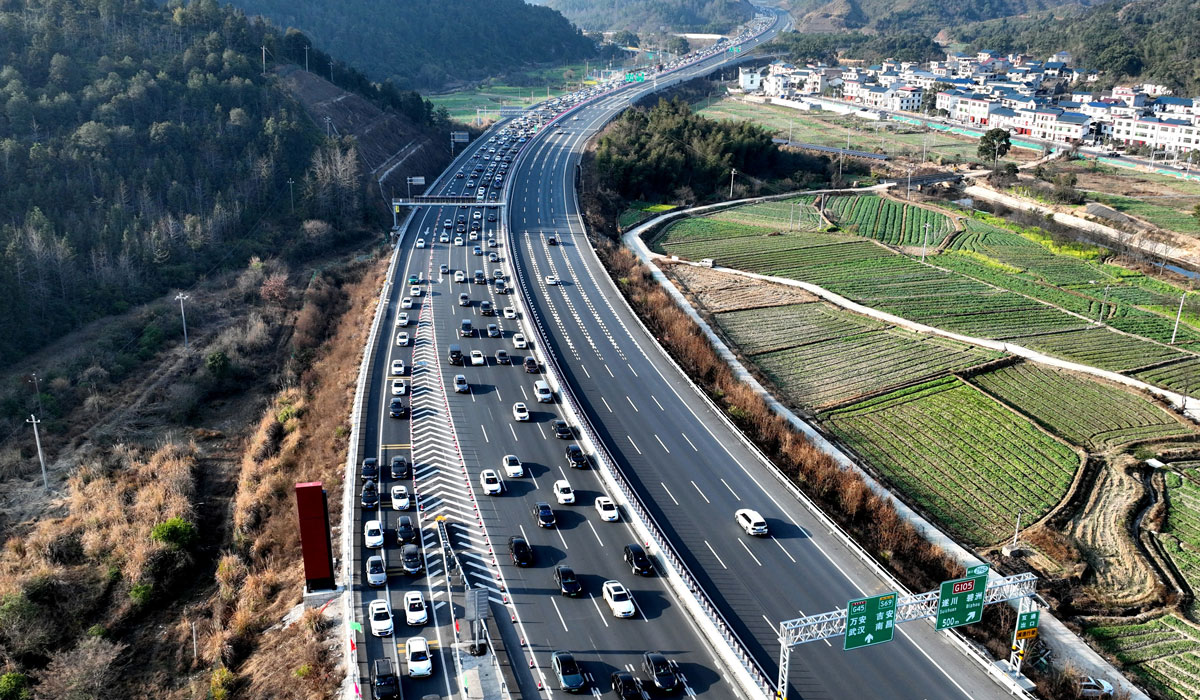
651,395 -> 664,411
720,478 -> 740,501
625,396 -> 639,412
655,435 -> 670,453
681,433 -> 698,451
660,482 -> 679,506
738,539 -> 763,566
627,435 -> 642,454
704,540 -> 727,569
691,480 -> 710,504
774,538 -> 797,563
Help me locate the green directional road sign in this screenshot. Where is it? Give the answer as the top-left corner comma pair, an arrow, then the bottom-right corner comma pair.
1014,609 -> 1040,641
936,564 -> 990,630
844,592 -> 898,650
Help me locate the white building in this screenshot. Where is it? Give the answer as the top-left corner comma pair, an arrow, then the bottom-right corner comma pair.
1112,115 -> 1200,154
738,67 -> 763,92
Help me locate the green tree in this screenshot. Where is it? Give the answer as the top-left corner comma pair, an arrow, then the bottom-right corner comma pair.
978,128 -> 1012,169
665,35 -> 690,56
205,351 -> 230,378
921,82 -> 951,113
0,672 -> 30,700
611,30 -> 639,48
150,517 -> 198,549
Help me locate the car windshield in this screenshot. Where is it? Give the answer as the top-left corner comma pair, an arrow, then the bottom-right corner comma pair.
408,601 -> 422,612
612,590 -> 629,601
373,609 -> 388,621
560,570 -> 575,582
367,527 -> 380,536
560,658 -> 579,674
369,561 -> 383,573
411,649 -> 428,662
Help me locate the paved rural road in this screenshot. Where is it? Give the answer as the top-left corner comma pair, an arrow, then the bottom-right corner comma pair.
353,5 -> 1016,699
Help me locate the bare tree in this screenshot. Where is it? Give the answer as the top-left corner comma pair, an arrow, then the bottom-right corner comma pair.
34,636 -> 127,700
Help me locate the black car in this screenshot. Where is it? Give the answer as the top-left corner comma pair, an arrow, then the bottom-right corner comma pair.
396,515 -> 417,544
524,356 -> 539,373
565,445 -> 587,468
624,543 -> 654,576
390,456 -> 410,479
508,536 -> 534,567
371,659 -> 400,700
400,543 -> 423,574
642,652 -> 678,692
553,565 -> 582,597
389,398 -> 408,418
480,301 -> 494,316
362,457 -> 379,482
533,502 -> 556,528
551,651 -> 586,692
495,349 -> 511,365
552,420 -> 572,439
610,671 -> 640,700
361,482 -> 379,508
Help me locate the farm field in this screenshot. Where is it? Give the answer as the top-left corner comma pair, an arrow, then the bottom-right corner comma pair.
821,194 -> 954,247
754,329 -> 1002,408
1135,357 -> 1200,395
1088,616 -> 1200,700
969,362 -> 1196,449
1018,328 -> 1189,373
667,264 -> 817,313
708,196 -> 823,231
713,303 -> 881,355
822,376 -> 1080,545
694,96 -> 1034,164
1162,470 -> 1200,620
427,63 -> 591,121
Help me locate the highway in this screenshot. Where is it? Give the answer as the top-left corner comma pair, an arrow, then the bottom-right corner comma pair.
352,6 -> 1015,700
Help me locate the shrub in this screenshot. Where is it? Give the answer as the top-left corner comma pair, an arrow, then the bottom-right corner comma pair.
128,583 -> 152,605
33,637 -> 126,700
150,517 -> 197,550
293,664 -> 312,679
0,672 -> 30,700
205,351 -> 231,378
210,667 -> 235,700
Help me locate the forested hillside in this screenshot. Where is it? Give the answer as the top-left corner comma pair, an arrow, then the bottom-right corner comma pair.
0,0 -> 441,366
953,0 -> 1200,94
768,30 -> 943,64
785,0 -> 1093,34
537,0 -> 754,32
228,0 -> 597,89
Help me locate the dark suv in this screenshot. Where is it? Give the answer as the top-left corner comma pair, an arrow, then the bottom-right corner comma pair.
642,652 -> 678,692
389,398 -> 408,418
360,482 -> 379,508
624,543 -> 654,576
553,566 -> 582,596
401,544 -> 423,574
390,456 -> 410,479
533,502 -> 556,528
509,536 -> 534,566
371,658 -> 400,699
361,457 -> 379,482
565,445 -> 587,468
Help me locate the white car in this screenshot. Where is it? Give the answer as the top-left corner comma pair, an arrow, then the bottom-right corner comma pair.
502,454 -> 524,477
404,591 -> 427,626
513,333 -> 527,349
480,469 -> 503,495
364,520 -> 385,548
391,485 -> 410,510
469,231 -> 479,241
595,497 -> 619,522
473,211 -> 482,220
503,307 -> 517,319
469,350 -> 486,366
405,636 -> 433,678
512,403 -> 530,421
454,270 -> 466,283
416,238 -> 426,249
455,237 -> 465,247
396,312 -> 409,326
545,275 -> 558,286
391,379 -> 407,396
735,508 -> 769,536
400,296 -> 413,309
602,580 -> 635,618
396,332 -> 409,346
369,599 -> 394,636
410,285 -> 421,297
366,555 -> 387,587
553,479 -> 575,505
440,233 -> 450,243
390,359 -> 406,376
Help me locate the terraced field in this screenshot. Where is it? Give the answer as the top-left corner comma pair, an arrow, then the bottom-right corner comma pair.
1019,328 -> 1189,373
1162,470 -> 1200,620
1136,357 -> 1200,395
822,376 -> 1080,545
969,362 -> 1195,449
714,303 -> 881,355
822,194 -> 953,246
754,329 -> 1001,408
1089,616 -> 1200,700
708,196 -> 824,231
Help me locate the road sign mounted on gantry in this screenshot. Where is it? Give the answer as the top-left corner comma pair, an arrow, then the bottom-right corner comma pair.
843,592 -> 897,650
451,131 -> 469,143
935,564 -> 990,630
1014,609 -> 1040,641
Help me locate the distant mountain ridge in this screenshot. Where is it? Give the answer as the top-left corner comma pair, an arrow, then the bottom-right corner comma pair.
227,0 -> 597,88
785,0 -> 1096,35
950,0 -> 1200,94
535,0 -> 755,33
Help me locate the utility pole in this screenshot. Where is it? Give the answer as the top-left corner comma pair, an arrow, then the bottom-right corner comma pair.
304,45 -> 310,72
729,168 -> 737,198
27,415 -> 48,491
907,167 -> 913,200
788,118 -> 794,144
287,178 -> 295,212
261,45 -> 266,74
923,131 -> 928,162
1097,285 -> 1110,324
175,293 -> 190,349
328,59 -> 334,83
29,372 -> 44,418
921,222 -> 931,262
324,115 -> 332,138
1171,291 -> 1188,344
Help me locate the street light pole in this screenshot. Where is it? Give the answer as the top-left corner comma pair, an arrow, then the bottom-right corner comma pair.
1171,292 -> 1188,344
29,372 -> 44,418
304,45 -> 309,72
27,415 -> 48,491
729,168 -> 737,198
1098,285 -> 1110,324
176,293 -> 190,349
921,222 -> 931,262
287,178 -> 295,213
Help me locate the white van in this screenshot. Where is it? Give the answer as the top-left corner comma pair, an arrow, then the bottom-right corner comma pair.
534,380 -> 553,403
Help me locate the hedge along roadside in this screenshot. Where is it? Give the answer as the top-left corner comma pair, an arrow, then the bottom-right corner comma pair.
620,197 -> 1152,700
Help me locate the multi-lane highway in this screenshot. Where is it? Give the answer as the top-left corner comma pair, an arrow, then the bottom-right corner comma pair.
352,6 -> 1017,700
